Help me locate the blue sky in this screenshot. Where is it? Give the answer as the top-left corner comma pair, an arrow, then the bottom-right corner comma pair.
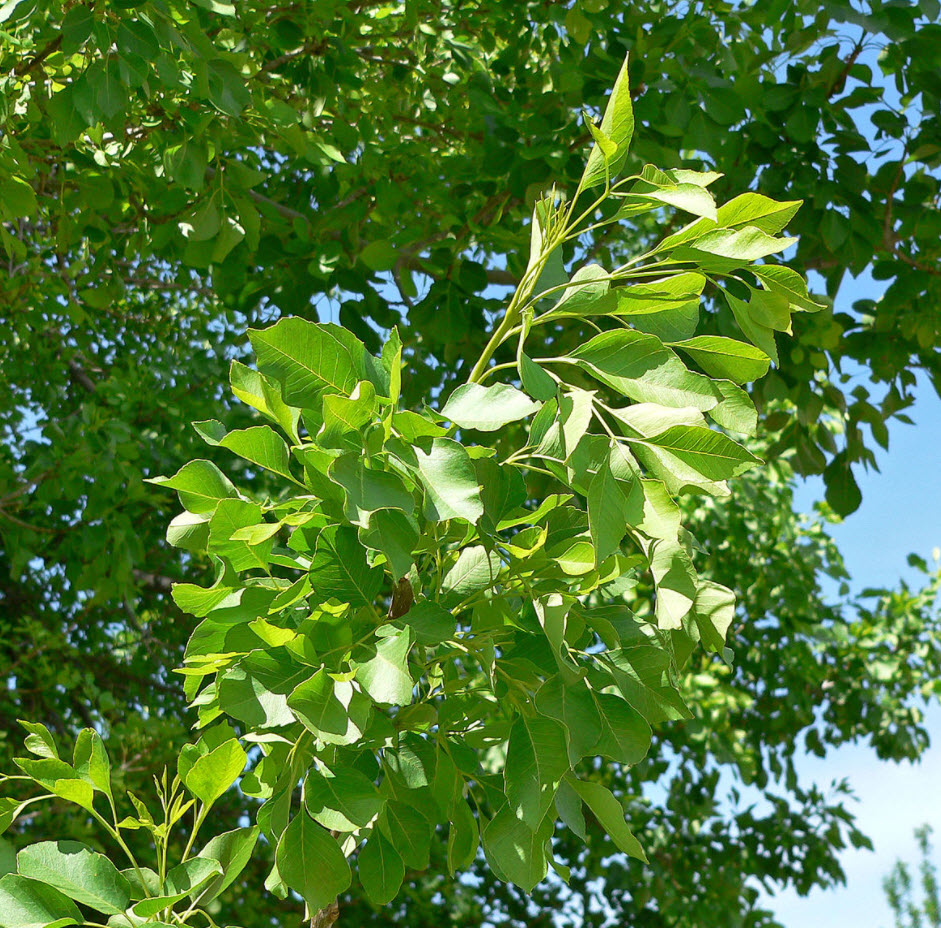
767,275 -> 941,926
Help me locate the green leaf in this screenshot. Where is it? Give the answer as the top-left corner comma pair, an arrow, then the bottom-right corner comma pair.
441,546 -> 502,598
482,805 -> 549,892
357,831 -> 404,905
582,55 -> 635,189
320,381 -> 378,449
250,319 -> 377,408
191,827 -> 260,907
288,671 -> 371,745
328,454 -> 415,527
0,176 -> 37,220
229,360 -> 301,443
16,842 -> 130,914
824,451 -> 862,516
182,738 -> 247,806
591,692 -> 652,765
145,460 -> 240,514
0,874 -> 82,928
276,812 -> 351,913
724,289 -> 780,365
587,458 -> 634,564
360,508 -> 418,579
378,802 -> 431,870
534,676 -> 603,761
751,264 -> 825,313
207,59 -> 251,116
202,425 -> 296,483
519,353 -> 558,401
569,330 -> 720,410
406,600 -> 456,645
543,264 -> 615,319
218,650 -> 307,729
628,425 -> 761,482
441,383 -> 540,431
670,227 -> 797,273
447,800 -> 479,876
19,722 -> 57,759
566,777 -> 647,861
716,193 -> 802,234
132,859 -> 223,917
621,183 -> 717,221
208,499 -> 273,572
691,581 -> 736,652
306,768 -> 382,831
413,438 -> 484,523
61,5 -> 94,54
72,729 -> 112,801
671,336 -> 771,384
709,379 -> 758,436
504,716 -> 570,828
354,629 -> 414,706
309,527 -> 383,607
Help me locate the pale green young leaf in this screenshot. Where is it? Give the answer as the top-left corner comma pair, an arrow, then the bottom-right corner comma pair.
0,874 -> 82,928
582,55 -> 635,189
208,499 -> 274,572
671,336 -> 771,384
16,841 -> 131,915
441,383 -> 540,431
276,811 -> 351,913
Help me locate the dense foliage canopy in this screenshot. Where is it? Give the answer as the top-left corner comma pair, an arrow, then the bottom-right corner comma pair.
1,1 -> 940,926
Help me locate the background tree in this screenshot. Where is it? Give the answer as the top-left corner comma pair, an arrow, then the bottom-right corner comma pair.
1,1 -> 940,925
884,826 -> 941,928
